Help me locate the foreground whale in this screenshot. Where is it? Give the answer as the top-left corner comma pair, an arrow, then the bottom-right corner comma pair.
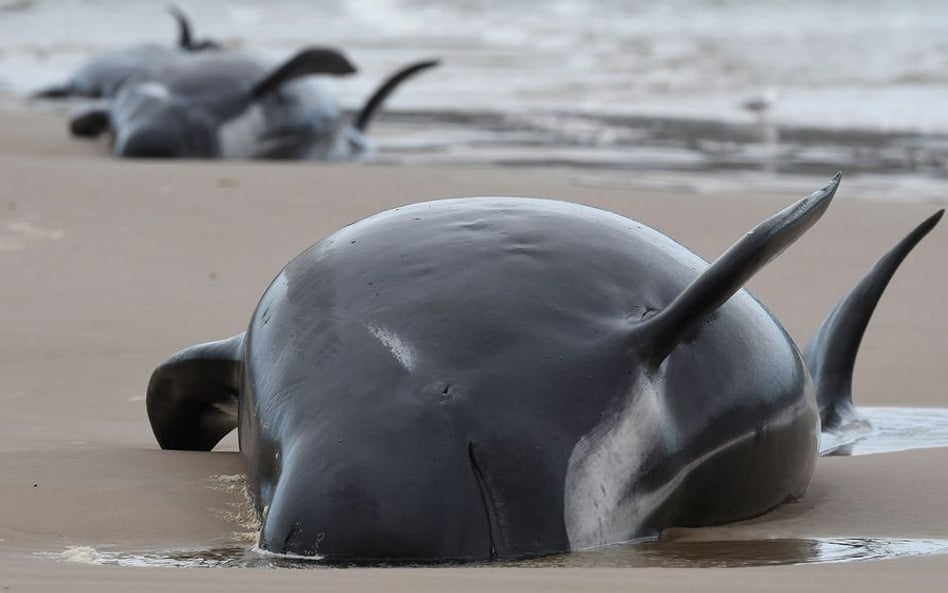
69,51 -> 437,159
32,6 -> 217,100
146,175 -> 942,561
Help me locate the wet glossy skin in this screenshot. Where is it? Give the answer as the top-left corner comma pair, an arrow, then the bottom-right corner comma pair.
237,198 -> 819,560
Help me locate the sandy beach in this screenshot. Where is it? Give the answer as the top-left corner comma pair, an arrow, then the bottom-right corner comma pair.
1,107 -> 947,591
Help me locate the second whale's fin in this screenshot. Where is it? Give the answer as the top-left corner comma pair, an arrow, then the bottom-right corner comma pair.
353,59 -> 440,133
168,4 -> 220,51
168,4 -> 195,49
635,173 -> 840,367
805,209 -> 944,434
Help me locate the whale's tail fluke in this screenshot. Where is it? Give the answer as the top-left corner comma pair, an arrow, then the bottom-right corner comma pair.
805,209 -> 943,438
146,333 -> 244,451
353,59 -> 440,133
635,173 -> 841,367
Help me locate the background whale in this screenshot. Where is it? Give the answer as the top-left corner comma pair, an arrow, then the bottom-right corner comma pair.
31,6 -> 218,100
68,52 -> 438,159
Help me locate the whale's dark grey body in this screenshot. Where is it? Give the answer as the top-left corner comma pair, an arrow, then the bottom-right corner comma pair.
68,50 -> 437,159
38,45 -> 185,100
146,177 -> 942,561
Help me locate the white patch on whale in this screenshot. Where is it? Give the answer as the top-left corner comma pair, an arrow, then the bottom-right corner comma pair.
563,373 -> 675,549
133,82 -> 172,102
367,323 -> 417,372
563,373 -> 809,550
218,104 -> 267,159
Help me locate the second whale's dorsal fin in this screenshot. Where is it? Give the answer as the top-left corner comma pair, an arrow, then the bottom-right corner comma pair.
168,4 -> 194,49
805,209 -> 944,431
636,173 -> 841,367
353,59 -> 440,133
168,4 -> 220,51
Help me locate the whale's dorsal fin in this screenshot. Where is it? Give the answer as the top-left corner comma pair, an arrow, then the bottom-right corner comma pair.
146,333 -> 244,451
168,4 -> 194,49
636,173 -> 841,367
805,210 -> 943,431
168,4 -> 220,51
252,48 -> 357,99
353,59 -> 440,133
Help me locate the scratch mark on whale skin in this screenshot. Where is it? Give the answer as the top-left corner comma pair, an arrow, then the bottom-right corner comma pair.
367,323 -> 417,372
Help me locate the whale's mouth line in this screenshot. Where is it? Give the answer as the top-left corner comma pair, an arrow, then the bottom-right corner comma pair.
468,441 -> 498,560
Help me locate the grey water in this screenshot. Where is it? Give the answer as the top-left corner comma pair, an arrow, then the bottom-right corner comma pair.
2,0 -> 948,197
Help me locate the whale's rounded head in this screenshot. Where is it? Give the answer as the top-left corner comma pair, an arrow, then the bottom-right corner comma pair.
111,82 -> 218,158
238,198 -> 730,561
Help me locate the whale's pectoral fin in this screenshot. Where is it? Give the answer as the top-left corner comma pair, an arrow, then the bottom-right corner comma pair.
146,333 -> 245,451
635,173 -> 841,366
252,47 -> 358,99
805,209 -> 943,435
69,108 -> 111,138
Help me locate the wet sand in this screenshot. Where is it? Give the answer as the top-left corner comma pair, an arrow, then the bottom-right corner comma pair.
1,108 -> 947,591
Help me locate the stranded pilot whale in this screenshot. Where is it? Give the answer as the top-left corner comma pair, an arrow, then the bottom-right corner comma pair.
69,51 -> 438,159
146,175 -> 942,561
32,6 -> 218,100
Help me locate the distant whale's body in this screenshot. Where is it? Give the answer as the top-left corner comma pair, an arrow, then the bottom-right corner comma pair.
146,177 -> 942,561
32,6 -> 219,100
40,45 -> 184,99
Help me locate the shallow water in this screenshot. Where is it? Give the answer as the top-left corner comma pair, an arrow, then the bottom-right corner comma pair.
825,407 -> 948,456
42,406 -> 948,570
514,538 -> 948,568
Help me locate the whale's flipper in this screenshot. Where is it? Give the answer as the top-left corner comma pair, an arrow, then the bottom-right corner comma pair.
353,59 -> 440,133
252,48 -> 357,99
636,173 -> 841,366
146,333 -> 245,451
69,108 -> 111,138
805,209 -> 944,435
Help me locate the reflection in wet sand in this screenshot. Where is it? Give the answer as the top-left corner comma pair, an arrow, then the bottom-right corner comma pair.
523,538 -> 948,568
50,537 -> 948,569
